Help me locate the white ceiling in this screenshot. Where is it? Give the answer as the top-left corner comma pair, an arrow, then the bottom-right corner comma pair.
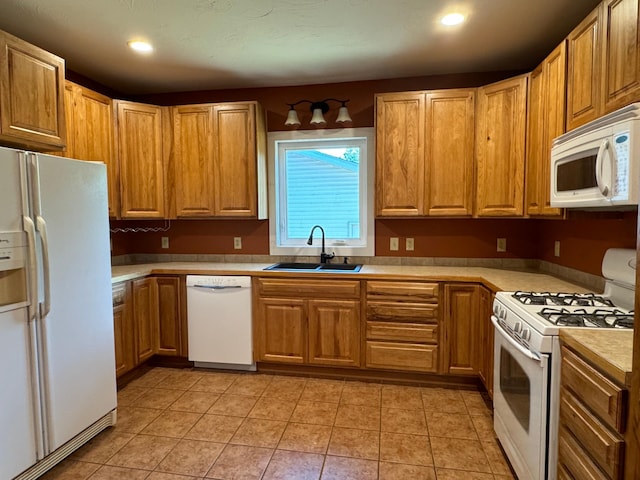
0,0 -> 600,95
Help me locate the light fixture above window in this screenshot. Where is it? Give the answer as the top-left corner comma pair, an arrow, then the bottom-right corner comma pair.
284,98 -> 352,127
128,40 -> 153,53
440,12 -> 465,26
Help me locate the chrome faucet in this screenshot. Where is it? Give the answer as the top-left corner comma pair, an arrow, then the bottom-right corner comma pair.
306,225 -> 335,264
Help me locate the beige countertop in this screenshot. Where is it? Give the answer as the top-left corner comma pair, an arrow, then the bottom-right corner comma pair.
111,262 -> 590,293
560,329 -> 634,386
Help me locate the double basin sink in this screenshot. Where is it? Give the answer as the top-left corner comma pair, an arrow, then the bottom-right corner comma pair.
264,262 -> 362,273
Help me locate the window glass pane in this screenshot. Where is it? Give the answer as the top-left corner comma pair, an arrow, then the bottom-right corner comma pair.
283,146 -> 360,240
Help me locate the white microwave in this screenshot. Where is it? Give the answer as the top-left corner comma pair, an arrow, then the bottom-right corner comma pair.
550,103 -> 640,208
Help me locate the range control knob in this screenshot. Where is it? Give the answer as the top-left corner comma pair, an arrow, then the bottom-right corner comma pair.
522,328 -> 531,342
513,321 -> 522,334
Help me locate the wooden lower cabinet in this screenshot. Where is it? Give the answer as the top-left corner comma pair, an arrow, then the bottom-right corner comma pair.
132,277 -> 157,364
155,276 -> 186,356
442,284 -> 480,375
254,279 -> 361,367
112,282 -> 135,378
365,281 -> 440,373
558,344 -> 627,480
477,286 -> 494,397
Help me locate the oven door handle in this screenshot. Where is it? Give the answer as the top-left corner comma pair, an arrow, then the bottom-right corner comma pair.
491,315 -> 543,364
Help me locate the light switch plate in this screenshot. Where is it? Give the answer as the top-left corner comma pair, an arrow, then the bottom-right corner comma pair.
554,240 -> 560,257
161,237 -> 169,249
390,237 -> 399,251
234,237 -> 242,250
406,238 -> 414,251
497,238 -> 506,252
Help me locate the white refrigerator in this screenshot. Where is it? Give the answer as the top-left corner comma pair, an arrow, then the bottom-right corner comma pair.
0,146 -> 117,480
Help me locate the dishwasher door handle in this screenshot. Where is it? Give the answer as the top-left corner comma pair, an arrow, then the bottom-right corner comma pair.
191,284 -> 243,290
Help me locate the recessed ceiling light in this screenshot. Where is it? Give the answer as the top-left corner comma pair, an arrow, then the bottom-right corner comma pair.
441,13 -> 465,26
128,40 -> 153,53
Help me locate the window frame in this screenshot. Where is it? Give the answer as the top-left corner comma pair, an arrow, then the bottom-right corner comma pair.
267,127 -> 375,257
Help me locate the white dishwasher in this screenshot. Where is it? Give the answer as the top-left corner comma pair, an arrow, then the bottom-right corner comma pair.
186,275 -> 255,370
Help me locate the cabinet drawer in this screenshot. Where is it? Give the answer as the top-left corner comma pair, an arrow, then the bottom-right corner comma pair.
366,341 -> 438,372
366,281 -> 438,301
561,346 -> 626,431
257,278 -> 360,298
366,301 -> 437,322
560,389 -> 624,479
112,283 -> 127,306
366,321 -> 437,343
558,426 -> 608,480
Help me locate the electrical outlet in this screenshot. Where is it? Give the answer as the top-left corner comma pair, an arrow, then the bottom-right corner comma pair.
234,237 -> 242,250
406,238 -> 414,251
390,237 -> 399,251
554,240 -> 560,257
497,238 -> 506,252
161,237 -> 169,249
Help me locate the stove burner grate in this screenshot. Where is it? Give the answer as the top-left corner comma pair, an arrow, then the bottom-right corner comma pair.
512,291 -> 615,307
538,307 -> 634,328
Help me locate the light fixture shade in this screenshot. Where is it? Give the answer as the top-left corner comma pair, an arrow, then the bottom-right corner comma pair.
310,108 -> 327,125
335,106 -> 352,124
284,108 -> 301,126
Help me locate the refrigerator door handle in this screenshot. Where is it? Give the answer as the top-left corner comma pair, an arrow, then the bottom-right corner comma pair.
36,215 -> 51,318
23,216 -> 38,321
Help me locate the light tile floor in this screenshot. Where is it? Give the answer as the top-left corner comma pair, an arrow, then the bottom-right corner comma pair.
42,367 -> 516,480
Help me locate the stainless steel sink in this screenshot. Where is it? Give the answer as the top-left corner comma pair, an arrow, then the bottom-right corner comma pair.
264,262 -> 362,272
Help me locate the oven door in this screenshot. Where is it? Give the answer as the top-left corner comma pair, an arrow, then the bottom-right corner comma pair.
492,316 -> 550,480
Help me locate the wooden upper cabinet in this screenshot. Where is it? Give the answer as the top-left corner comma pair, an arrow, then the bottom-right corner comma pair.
475,75 -> 528,217
425,89 -> 475,216
375,92 -> 426,216
0,29 -> 66,151
115,101 -> 166,218
212,102 -> 260,217
171,101 -> 266,219
601,0 -> 640,113
526,43 -> 566,217
172,105 -> 215,217
64,82 -> 118,217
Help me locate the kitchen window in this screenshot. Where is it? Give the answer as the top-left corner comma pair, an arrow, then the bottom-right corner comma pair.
267,128 -> 374,257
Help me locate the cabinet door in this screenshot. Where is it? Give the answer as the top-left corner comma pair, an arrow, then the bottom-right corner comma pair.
112,282 -> 134,378
566,5 -> 601,130
173,105 -> 215,217
212,103 -> 257,217
527,44 -> 566,217
155,276 -> 184,356
132,277 -> 157,364
68,83 -> 118,218
601,0 -> 640,113
256,297 -> 306,364
443,284 -> 479,375
425,89 -> 475,216
475,75 -> 527,217
477,287 -> 494,397
0,30 -> 66,150
375,92 -> 426,216
308,299 -> 360,367
115,101 -> 166,218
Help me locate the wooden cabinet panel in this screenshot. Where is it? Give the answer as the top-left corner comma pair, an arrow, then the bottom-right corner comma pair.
477,286 -> 494,398
425,89 -> 475,216
115,101 -> 166,218
172,105 -> 215,217
561,389 -> 624,479
257,278 -> 360,298
601,0 -> 640,113
0,29 -> 66,150
475,75 -> 527,217
561,345 -> 626,431
366,341 -> 438,372
256,297 -> 307,364
155,276 -> 183,356
566,6 -> 602,130
366,321 -> 438,343
308,299 -> 360,367
64,82 -> 118,217
526,43 -> 565,217
366,281 -> 438,301
375,92 -> 425,216
443,284 -> 479,375
213,103 -> 258,217
112,282 -> 134,378
366,301 -> 438,323
558,426 -> 609,480
132,277 -> 157,364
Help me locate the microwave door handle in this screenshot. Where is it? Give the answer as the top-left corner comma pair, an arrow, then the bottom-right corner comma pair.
595,139 -> 610,196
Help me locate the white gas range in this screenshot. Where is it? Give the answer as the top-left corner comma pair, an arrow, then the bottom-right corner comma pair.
491,248 -> 635,480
